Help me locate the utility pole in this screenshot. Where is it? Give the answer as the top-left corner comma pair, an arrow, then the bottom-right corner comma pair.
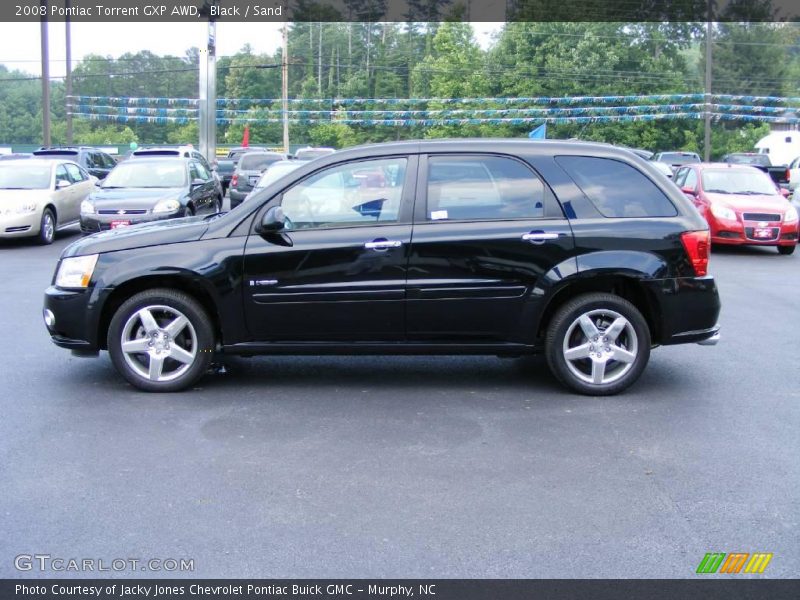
40,0 -> 51,147
282,23 -> 289,154
704,0 -> 713,162
65,0 -> 73,145
199,2 -> 218,162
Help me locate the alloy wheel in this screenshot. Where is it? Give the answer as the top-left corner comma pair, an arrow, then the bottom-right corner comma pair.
561,309 -> 638,385
120,305 -> 198,383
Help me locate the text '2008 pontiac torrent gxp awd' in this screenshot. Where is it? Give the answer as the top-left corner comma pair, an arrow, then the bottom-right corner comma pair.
43,140 -> 720,395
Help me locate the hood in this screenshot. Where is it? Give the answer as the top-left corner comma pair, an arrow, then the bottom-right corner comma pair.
89,187 -> 183,210
705,192 -> 790,213
62,216 -> 209,258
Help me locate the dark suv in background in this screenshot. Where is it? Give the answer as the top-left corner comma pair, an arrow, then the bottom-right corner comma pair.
33,146 -> 117,181
43,140 -> 720,395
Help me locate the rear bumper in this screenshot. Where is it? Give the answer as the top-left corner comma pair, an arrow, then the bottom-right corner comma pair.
644,276 -> 722,346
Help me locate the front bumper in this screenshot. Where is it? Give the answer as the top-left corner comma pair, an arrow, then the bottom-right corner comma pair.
711,218 -> 798,246
80,209 -> 184,234
43,285 -> 99,353
0,212 -> 40,238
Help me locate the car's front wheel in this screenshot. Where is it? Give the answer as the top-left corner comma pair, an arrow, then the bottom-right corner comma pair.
107,289 -> 215,392
545,293 -> 651,396
37,208 -> 55,245
777,244 -> 796,255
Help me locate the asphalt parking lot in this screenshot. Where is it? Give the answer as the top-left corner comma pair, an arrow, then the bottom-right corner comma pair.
0,224 -> 797,579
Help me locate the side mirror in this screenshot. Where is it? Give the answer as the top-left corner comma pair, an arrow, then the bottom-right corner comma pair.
681,185 -> 697,196
780,187 -> 790,198
190,178 -> 205,188
258,206 -> 287,233
56,179 -> 70,189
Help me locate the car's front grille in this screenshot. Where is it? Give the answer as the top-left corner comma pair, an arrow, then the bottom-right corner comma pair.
98,209 -> 148,215
742,212 -> 781,222
5,226 -> 31,233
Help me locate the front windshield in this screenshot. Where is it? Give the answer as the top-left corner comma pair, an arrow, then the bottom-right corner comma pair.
726,154 -> 770,166
102,162 -> 186,188
239,154 -> 282,171
702,169 -> 778,195
295,149 -> 333,160
661,153 -> 700,165
0,164 -> 51,189
255,163 -> 302,188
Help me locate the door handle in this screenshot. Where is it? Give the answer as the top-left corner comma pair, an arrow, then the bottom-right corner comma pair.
522,231 -> 563,244
364,239 -> 403,251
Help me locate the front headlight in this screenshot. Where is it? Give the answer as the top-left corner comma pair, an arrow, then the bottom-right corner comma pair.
152,198 -> 181,214
80,199 -> 95,214
710,204 -> 737,221
785,205 -> 799,223
55,254 -> 99,289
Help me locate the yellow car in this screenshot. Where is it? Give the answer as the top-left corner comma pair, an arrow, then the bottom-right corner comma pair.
0,159 -> 96,244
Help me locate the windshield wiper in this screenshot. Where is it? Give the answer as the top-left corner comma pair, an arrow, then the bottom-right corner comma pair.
704,189 -> 730,194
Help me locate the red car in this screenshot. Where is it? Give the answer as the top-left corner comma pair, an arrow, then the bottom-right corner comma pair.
674,163 -> 799,255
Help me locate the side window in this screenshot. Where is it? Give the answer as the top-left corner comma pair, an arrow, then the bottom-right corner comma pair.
555,156 -> 678,218
100,153 -> 116,168
84,153 -> 99,169
426,155 -> 545,221
195,162 -> 211,181
683,169 -> 698,190
55,165 -> 71,187
673,168 -> 687,187
64,163 -> 85,183
189,162 -> 201,182
281,157 -> 407,229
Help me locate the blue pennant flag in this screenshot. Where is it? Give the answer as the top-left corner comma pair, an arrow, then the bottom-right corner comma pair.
528,123 -> 547,139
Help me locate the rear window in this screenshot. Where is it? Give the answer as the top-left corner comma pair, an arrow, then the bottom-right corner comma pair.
556,156 -> 677,218
725,154 -> 771,166
239,154 -> 282,171
658,153 -> 700,165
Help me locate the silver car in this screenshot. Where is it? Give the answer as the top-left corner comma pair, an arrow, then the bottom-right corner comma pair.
0,159 -> 95,244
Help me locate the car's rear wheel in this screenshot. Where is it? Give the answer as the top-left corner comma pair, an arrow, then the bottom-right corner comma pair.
107,289 -> 215,392
545,293 -> 651,396
37,208 -> 55,245
777,244 -> 796,255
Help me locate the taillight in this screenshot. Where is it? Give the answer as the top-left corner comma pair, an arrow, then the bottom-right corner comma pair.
231,174 -> 238,187
680,230 -> 710,277
785,168 -> 790,182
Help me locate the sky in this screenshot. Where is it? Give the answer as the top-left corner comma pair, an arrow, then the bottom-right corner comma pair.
0,21 -> 503,79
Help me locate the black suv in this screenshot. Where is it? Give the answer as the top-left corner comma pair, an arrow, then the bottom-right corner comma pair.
43,140 -> 720,395
33,146 -> 117,181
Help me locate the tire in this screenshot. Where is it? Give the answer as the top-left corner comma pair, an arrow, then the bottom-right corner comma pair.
215,195 -> 223,213
545,293 -> 651,396
37,208 -> 55,245
185,204 -> 195,217
777,245 -> 796,255
107,289 -> 215,392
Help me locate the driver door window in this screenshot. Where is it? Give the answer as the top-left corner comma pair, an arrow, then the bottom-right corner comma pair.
281,158 -> 407,229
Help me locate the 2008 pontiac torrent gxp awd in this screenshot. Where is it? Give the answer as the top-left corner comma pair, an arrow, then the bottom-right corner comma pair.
43,140 -> 721,395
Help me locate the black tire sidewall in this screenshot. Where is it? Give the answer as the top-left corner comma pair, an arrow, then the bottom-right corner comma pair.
107,289 -> 215,392
546,293 -> 651,396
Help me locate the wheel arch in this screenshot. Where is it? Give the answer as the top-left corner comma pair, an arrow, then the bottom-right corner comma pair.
97,274 -> 222,351
536,272 -> 663,346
